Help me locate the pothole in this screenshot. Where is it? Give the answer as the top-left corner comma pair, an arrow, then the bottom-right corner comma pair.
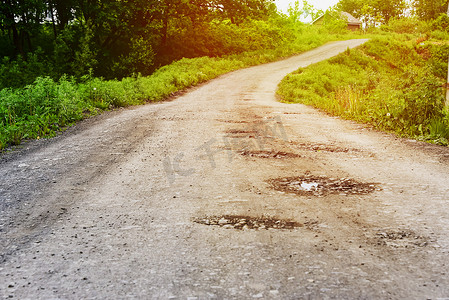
270,175 -> 379,197
216,119 -> 249,124
226,129 -> 258,135
239,150 -> 301,159
194,215 -> 302,230
294,142 -> 358,153
225,129 -> 263,139
373,229 -> 430,248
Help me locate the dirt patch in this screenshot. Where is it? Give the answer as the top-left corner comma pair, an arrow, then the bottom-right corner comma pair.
193,215 -> 302,230
269,175 -> 379,197
239,150 -> 301,159
373,229 -> 430,248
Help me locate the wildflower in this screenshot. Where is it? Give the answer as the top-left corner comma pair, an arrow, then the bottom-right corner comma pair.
386,113 -> 391,117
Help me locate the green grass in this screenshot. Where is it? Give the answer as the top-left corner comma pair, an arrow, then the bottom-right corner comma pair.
277,34 -> 449,145
0,25 -> 363,151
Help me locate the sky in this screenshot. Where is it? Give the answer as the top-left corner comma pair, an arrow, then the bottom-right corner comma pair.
274,0 -> 340,14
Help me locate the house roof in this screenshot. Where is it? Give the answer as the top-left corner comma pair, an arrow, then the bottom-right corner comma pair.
312,11 -> 361,26
311,15 -> 324,24
340,12 -> 362,25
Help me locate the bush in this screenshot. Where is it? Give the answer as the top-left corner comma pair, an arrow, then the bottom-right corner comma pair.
0,48 -> 52,90
164,17 -> 293,61
383,17 -> 429,34
432,14 -> 449,32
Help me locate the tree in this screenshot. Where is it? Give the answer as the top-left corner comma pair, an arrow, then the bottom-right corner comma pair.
413,0 -> 448,21
0,0 -> 277,81
336,0 -> 363,18
0,0 -> 47,55
287,0 -> 323,23
369,0 -> 406,23
336,0 -> 406,25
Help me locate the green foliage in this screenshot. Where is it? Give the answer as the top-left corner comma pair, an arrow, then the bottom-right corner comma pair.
0,23 -> 343,151
413,0 -> 449,21
0,11 -> 295,87
0,75 -> 86,147
336,0 -> 407,25
0,48 -> 51,89
322,16 -> 348,34
429,29 -> 449,40
163,18 -> 292,62
277,36 -> 449,143
432,14 -> 449,31
426,43 -> 449,78
383,17 -> 430,34
336,0 -> 362,17
287,0 -> 323,22
112,36 -> 155,77
0,0 -> 280,85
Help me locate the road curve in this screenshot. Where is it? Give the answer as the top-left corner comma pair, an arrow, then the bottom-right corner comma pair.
2,39 -> 449,299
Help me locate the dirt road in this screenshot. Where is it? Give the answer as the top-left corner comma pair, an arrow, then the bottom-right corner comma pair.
1,39 -> 449,299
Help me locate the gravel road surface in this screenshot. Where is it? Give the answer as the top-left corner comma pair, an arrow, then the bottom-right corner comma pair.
1,39 -> 449,299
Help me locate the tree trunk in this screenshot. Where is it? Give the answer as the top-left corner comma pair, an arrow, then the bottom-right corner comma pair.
49,1 -> 58,39
11,23 -> 22,56
4,0 -> 24,57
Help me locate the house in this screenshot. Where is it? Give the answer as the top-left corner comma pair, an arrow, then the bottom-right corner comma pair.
312,11 -> 362,31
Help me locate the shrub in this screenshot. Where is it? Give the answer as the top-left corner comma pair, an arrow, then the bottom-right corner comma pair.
432,14 -> 449,32
383,17 -> 429,34
0,48 -> 52,90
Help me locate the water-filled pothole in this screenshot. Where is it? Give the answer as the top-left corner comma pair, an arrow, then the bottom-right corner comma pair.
374,229 -> 430,248
194,215 -> 302,230
270,175 -> 379,196
239,150 -> 301,159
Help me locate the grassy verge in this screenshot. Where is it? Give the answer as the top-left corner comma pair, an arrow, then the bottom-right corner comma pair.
0,26 -> 365,151
277,34 -> 449,145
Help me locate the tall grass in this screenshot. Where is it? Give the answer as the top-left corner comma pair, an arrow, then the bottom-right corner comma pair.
277,35 -> 449,145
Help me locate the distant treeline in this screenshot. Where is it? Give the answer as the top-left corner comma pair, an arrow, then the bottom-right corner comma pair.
337,0 -> 449,24
0,0 -> 287,88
